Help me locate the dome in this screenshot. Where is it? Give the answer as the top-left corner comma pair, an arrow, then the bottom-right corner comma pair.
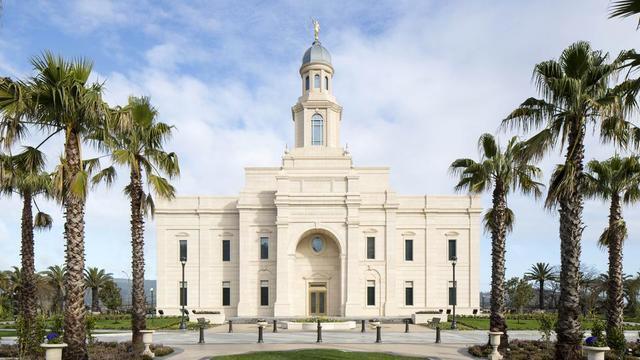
302,40 -> 332,65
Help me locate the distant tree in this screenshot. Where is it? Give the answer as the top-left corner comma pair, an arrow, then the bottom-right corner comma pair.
624,273 -> 640,317
84,268 -> 113,313
524,263 -> 558,310
42,265 -> 65,314
99,280 -> 122,312
450,133 -> 542,345
506,277 -> 535,314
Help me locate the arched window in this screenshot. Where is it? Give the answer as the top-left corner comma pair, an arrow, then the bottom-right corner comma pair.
305,76 -> 310,91
325,76 -> 329,90
314,74 -> 320,88
311,114 -> 323,145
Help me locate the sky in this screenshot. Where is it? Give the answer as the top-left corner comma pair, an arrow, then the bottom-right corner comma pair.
0,0 -> 639,291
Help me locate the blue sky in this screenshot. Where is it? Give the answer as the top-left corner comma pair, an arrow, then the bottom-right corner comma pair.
0,0 -> 639,291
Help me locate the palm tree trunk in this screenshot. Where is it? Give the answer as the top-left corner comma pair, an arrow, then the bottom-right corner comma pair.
20,191 -> 39,358
130,167 -> 147,354
555,123 -> 585,360
539,279 -> 544,310
489,181 -> 508,347
91,287 -> 99,313
63,129 -> 88,360
606,194 -> 624,340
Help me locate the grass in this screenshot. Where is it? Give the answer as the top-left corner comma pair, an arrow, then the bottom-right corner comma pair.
454,317 -> 640,331
211,349 -> 419,359
0,330 -> 16,337
93,316 -> 183,330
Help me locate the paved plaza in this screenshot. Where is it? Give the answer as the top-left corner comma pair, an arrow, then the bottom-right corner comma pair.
1,324 -> 639,359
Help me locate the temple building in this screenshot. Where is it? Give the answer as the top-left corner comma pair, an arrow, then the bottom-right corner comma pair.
155,29 -> 481,318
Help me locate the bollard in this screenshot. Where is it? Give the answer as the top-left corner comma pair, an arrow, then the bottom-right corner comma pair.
375,325 -> 382,343
273,319 -> 277,333
404,319 -> 410,333
258,325 -> 264,343
198,325 -> 205,344
228,320 -> 233,333
435,326 -> 441,344
316,319 -> 323,343
361,319 -> 366,332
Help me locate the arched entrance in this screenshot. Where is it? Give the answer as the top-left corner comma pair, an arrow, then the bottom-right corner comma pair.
293,229 -> 342,316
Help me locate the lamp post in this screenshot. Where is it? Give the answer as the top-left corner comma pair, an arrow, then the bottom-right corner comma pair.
450,256 -> 457,330
179,260 -> 186,330
179,240 -> 188,330
150,288 -> 154,318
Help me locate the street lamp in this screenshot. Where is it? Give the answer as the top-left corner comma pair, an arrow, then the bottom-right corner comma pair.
150,288 -> 155,318
179,240 -> 187,330
450,256 -> 458,330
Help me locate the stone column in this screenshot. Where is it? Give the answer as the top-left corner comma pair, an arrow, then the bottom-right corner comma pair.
343,175 -> 361,316
236,206 -> 252,316
273,220 -> 291,316
383,191 -> 399,316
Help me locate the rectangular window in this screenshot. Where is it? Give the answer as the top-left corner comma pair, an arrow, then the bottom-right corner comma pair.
305,76 -> 309,90
449,281 -> 457,306
405,239 -> 413,261
260,237 -> 269,260
222,240 -> 230,262
366,280 -> 375,306
179,240 -> 187,262
260,280 -> 269,306
448,239 -> 457,261
366,237 -> 375,259
405,281 -> 414,306
179,281 -> 187,306
222,281 -> 230,306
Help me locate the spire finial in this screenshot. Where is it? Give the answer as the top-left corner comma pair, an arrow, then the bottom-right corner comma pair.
312,18 -> 320,42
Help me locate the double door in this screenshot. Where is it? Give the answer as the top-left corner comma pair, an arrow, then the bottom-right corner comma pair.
308,282 -> 327,316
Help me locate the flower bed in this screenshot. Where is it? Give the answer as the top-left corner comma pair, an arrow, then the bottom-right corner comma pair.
281,319 -> 356,330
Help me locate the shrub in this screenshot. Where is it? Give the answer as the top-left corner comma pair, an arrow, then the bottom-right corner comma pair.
606,326 -> 626,355
537,314 -> 555,342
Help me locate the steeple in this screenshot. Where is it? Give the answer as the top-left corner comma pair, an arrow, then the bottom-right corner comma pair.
291,20 -> 343,149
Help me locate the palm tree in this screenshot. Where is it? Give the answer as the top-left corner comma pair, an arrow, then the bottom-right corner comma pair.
502,41 -> 628,359
524,262 -> 558,310
0,148 -> 52,357
17,52 -> 110,360
450,133 -> 542,345
43,265 -> 66,314
609,0 -> 640,27
583,155 -> 640,342
83,267 -> 113,313
93,96 -> 179,351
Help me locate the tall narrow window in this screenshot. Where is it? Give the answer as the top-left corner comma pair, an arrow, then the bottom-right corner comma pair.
405,281 -> 414,306
179,281 -> 187,306
311,114 -> 323,145
367,280 -> 376,306
222,281 -> 230,306
179,240 -> 187,262
260,237 -> 269,260
366,237 -> 375,259
314,74 -> 320,88
260,280 -> 269,306
405,239 -> 413,261
305,76 -> 309,90
448,239 -> 457,260
325,76 -> 329,90
222,240 -> 230,262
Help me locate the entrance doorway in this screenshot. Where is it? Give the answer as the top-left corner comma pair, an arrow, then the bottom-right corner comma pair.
308,282 -> 327,316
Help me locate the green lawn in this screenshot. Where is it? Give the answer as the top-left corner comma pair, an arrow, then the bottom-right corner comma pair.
0,330 -> 16,337
454,317 -> 640,331
211,349 -> 419,359
94,317 -> 183,330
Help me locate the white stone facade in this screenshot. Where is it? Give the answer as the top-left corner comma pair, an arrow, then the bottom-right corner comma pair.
155,36 -> 481,318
